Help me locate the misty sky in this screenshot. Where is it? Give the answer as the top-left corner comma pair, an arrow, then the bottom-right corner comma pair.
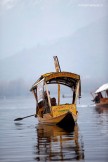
0,0 -> 108,95
0,0 -> 108,59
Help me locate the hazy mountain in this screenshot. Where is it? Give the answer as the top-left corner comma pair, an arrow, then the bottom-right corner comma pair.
0,17 -> 107,95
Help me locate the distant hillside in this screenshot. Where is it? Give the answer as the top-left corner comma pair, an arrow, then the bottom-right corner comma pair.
0,17 -> 107,95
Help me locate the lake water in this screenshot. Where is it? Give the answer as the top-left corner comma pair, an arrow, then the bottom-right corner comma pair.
0,96 -> 108,162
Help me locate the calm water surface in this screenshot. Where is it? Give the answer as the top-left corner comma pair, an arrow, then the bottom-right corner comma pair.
0,96 -> 108,162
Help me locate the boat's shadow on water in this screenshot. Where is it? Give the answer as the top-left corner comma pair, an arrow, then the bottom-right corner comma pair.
95,105 -> 108,114
34,124 -> 84,161
14,122 -> 25,130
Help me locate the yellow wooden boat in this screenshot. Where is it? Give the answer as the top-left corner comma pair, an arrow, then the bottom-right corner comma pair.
30,56 -> 81,129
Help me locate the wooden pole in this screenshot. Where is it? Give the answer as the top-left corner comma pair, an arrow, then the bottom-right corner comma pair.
58,84 -> 60,105
53,56 -> 61,105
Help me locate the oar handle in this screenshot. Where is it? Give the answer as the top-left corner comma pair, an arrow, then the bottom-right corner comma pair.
14,114 -> 35,121
22,114 -> 35,119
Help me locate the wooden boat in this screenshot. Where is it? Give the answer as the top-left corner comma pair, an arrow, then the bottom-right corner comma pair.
30,56 -> 81,129
91,83 -> 108,107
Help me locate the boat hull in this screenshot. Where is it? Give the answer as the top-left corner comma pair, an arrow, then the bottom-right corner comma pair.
37,111 -> 77,129
95,98 -> 108,107
57,112 -> 76,130
95,103 -> 108,108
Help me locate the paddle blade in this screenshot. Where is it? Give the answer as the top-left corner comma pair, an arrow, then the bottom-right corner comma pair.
14,118 -> 23,121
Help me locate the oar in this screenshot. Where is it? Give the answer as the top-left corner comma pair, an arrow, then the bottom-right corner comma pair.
14,114 -> 35,121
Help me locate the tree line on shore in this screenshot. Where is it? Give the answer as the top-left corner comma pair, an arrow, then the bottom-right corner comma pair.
0,79 -> 31,98
0,78 -> 105,99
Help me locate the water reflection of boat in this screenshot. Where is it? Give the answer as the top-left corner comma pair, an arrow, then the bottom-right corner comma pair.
34,124 -> 84,161
94,106 -> 108,136
91,83 -> 108,107
95,106 -> 108,114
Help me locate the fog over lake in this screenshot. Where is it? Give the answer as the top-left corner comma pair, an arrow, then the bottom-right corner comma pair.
0,0 -> 108,98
